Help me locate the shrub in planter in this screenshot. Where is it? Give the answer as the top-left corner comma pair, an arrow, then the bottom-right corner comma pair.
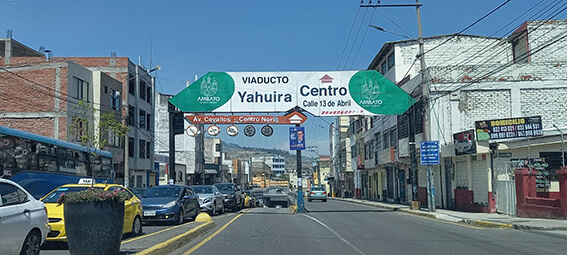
58,187 -> 130,255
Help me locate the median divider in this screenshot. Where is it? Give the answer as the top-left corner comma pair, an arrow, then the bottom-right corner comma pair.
134,221 -> 215,255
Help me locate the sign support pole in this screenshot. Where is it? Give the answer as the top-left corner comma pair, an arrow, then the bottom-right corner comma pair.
296,123 -> 305,213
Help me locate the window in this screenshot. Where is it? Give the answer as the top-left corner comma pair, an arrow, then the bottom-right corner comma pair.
387,53 -> 395,69
383,132 -> 390,149
146,85 -> 152,104
74,77 -> 89,100
104,86 -> 108,94
146,141 -> 151,159
128,75 -> 135,95
139,109 -> 146,129
0,183 -> 27,206
215,143 -> 221,152
110,90 -> 121,111
139,80 -> 147,101
128,105 -> 135,126
146,113 -> 151,131
139,139 -> 146,158
512,30 -> 529,63
128,138 -> 134,157
381,61 -> 387,74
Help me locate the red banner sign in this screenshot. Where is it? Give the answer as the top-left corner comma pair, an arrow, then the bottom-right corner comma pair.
185,111 -> 307,125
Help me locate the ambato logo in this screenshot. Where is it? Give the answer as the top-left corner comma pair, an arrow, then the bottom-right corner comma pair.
198,76 -> 221,103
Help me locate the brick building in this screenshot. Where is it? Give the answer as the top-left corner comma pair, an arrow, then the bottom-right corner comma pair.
0,37 -> 157,188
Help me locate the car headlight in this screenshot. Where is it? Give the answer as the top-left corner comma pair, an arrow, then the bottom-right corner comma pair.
203,198 -> 211,203
164,201 -> 176,208
229,194 -> 235,198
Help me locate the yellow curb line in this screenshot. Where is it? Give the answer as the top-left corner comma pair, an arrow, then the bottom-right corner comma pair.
135,221 -> 215,255
471,220 -> 513,229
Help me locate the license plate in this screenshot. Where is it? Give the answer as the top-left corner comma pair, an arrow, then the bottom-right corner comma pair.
144,210 -> 156,216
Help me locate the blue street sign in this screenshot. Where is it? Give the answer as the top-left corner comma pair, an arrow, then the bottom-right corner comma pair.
420,140 -> 440,165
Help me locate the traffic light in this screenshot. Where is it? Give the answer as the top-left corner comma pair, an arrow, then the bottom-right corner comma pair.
172,112 -> 185,135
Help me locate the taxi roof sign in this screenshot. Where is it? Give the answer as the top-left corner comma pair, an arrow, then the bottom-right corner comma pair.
78,178 -> 95,185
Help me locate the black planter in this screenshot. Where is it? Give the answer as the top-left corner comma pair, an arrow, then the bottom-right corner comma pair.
64,200 -> 125,255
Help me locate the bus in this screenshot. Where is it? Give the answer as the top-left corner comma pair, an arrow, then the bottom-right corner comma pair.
0,126 -> 115,199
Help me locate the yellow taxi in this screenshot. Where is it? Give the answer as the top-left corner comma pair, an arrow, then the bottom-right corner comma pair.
40,179 -> 143,242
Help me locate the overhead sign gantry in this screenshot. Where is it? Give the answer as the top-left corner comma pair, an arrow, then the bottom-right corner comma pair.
169,70 -> 415,116
168,70 -> 416,213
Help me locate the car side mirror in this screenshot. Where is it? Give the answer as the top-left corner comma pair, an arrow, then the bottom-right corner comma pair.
215,192 -> 221,195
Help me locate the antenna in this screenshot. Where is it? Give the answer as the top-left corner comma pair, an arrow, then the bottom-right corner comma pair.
39,46 -> 45,53
6,29 -> 13,38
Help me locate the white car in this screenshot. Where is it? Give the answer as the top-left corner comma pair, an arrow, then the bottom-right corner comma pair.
0,178 -> 49,255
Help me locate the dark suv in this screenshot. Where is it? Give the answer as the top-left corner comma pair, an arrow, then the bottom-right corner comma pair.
213,183 -> 243,211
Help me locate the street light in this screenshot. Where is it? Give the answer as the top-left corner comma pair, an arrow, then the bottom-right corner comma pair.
369,25 -> 414,40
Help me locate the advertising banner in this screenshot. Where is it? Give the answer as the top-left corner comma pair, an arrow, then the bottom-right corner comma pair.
475,116 -> 543,140
169,70 -> 415,116
289,127 -> 305,150
453,129 -> 476,155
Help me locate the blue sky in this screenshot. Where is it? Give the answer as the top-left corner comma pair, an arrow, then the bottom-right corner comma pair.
1,0 -> 558,157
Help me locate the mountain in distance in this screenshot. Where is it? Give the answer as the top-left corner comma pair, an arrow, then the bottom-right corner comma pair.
222,141 -> 317,170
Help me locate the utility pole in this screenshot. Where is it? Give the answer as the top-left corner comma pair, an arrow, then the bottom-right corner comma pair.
361,0 -> 432,211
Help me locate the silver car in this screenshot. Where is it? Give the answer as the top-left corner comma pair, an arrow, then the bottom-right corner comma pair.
191,185 -> 225,215
308,186 -> 328,202
0,178 -> 50,255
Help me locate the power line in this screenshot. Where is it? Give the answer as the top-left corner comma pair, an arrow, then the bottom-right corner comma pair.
337,6 -> 362,70
343,7 -> 370,70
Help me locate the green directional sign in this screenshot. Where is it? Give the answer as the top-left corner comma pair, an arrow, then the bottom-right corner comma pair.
169,70 -> 415,116
169,72 -> 235,112
349,70 -> 416,115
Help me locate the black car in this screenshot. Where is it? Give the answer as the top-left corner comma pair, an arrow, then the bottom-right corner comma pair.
140,185 -> 199,225
213,183 -> 243,211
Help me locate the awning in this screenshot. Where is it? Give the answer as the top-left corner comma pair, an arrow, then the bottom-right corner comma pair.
204,169 -> 218,174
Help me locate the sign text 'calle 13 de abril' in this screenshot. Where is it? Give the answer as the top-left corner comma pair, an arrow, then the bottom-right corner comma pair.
168,70 -> 415,116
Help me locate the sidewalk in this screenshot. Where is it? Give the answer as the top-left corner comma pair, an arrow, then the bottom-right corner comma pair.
331,197 -> 567,230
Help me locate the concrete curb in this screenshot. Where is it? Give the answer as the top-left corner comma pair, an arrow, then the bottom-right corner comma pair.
463,219 -> 513,229
135,221 -> 215,255
332,197 -> 517,229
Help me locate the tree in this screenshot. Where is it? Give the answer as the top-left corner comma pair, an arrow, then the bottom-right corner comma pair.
67,100 -> 129,180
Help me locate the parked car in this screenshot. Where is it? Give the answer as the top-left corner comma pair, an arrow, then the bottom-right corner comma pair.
308,186 -> 327,202
141,185 -> 199,225
0,178 -> 49,255
191,185 -> 224,215
130,188 -> 148,199
41,179 -> 144,243
213,183 -> 243,211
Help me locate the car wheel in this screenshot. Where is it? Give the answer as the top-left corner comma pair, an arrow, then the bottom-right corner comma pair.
221,203 -> 225,214
132,216 -> 143,236
211,202 -> 217,216
323,199 -> 327,202
20,230 -> 41,255
308,199 -> 312,202
176,209 -> 184,225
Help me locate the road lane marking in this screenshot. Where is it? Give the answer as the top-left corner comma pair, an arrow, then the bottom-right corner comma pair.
303,214 -> 366,255
122,221 -> 195,244
183,210 -> 247,255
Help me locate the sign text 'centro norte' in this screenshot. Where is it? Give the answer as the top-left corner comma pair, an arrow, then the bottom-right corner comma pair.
168,70 -> 416,116
186,111 -> 307,125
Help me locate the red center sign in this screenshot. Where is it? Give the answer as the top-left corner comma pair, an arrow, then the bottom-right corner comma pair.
185,111 -> 307,125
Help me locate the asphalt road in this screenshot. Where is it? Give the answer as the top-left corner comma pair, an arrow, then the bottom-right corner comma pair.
171,199 -> 567,255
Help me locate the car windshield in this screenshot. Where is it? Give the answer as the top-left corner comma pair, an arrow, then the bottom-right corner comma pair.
312,187 -> 325,191
42,187 -> 104,203
215,184 -> 234,191
143,187 -> 179,198
192,186 -> 213,194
